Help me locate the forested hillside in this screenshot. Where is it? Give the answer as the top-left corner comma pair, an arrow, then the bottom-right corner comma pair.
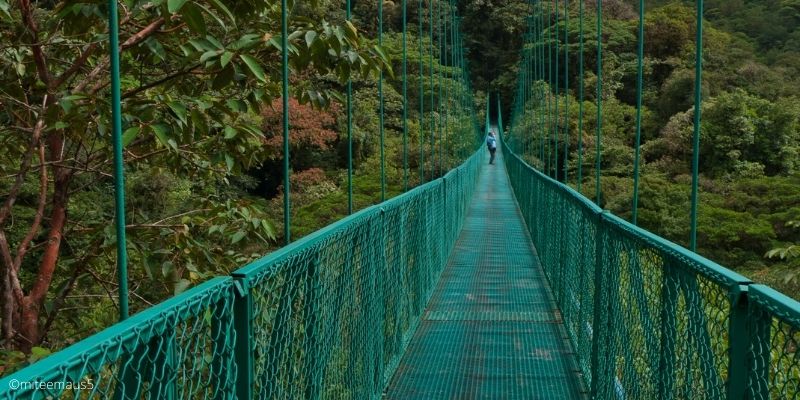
0,0 -> 477,372
463,0 -> 800,295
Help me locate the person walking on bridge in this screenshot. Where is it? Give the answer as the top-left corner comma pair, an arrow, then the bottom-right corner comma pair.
487,131 -> 497,164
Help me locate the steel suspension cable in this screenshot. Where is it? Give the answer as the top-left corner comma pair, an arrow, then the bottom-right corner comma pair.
429,0 -> 435,180
282,0 -> 291,243
690,0 -> 704,251
563,0 -> 570,185
442,1 -> 447,170
595,0 -> 603,205
108,0 -> 128,320
403,0 -> 409,191
347,0 -> 353,214
577,0 -> 584,192
546,0 -> 553,175
379,0 -> 385,201
419,0 -> 425,184
554,0 -> 560,180
438,0 -> 444,175
631,0 -> 644,225
539,0 -> 546,166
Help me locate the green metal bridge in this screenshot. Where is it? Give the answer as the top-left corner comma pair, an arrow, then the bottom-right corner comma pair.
3,0 -> 800,399
3,123 -> 800,399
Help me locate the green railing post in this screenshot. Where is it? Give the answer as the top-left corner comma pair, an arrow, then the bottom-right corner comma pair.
233,285 -> 253,400
726,285 -> 749,400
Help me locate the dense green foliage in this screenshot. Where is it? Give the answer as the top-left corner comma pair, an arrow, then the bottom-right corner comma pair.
497,1 -> 800,295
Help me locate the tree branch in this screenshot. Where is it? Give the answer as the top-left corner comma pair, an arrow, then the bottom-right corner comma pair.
74,17 -> 166,93
51,43 -> 98,89
40,265 -> 83,340
13,122 -> 47,272
18,0 -> 52,86
122,63 -> 201,99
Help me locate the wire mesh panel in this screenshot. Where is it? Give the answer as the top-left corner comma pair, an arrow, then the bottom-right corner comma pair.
598,214 -> 748,399
231,153 -> 481,400
499,138 -> 797,399
746,285 -> 800,400
0,278 -> 237,400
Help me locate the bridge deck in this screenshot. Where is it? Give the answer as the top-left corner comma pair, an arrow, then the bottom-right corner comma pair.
384,148 -> 587,399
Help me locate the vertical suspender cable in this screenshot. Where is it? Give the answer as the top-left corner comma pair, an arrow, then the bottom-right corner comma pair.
554,0 -> 560,180
595,0 -> 603,205
539,0 -> 546,166
631,0 -> 644,225
108,0 -> 128,321
437,0 -> 442,175
379,0 -> 386,201
403,0 -> 409,191
443,1 -> 449,169
577,0 -> 584,192
282,0 -> 291,244
419,0 -> 425,184
690,0 -> 704,251
546,0 -> 553,175
347,0 -> 354,213
451,4 -> 457,160
563,0 -> 569,185
429,0 -> 435,180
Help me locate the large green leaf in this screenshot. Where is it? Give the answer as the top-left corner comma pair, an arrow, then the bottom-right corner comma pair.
122,127 -> 140,147
207,0 -> 235,25
151,124 -> 171,147
181,3 -> 207,35
167,101 -> 188,124
240,54 -> 266,82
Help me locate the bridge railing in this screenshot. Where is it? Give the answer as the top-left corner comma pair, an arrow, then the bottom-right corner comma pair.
0,151 -> 482,400
0,277 -> 238,399
230,151 -> 481,399
502,140 -> 800,399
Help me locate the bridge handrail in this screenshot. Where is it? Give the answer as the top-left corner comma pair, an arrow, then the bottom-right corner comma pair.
228,151 -> 481,398
0,277 -> 237,399
501,136 -> 800,399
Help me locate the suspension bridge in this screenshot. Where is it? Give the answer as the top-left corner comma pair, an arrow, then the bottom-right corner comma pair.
2,0 -> 800,399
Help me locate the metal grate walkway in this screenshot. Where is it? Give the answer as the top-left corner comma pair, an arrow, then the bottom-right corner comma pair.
385,147 -> 588,399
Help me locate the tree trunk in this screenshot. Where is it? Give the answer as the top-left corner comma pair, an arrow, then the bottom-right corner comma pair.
17,297 -> 38,352
14,134 -> 72,352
